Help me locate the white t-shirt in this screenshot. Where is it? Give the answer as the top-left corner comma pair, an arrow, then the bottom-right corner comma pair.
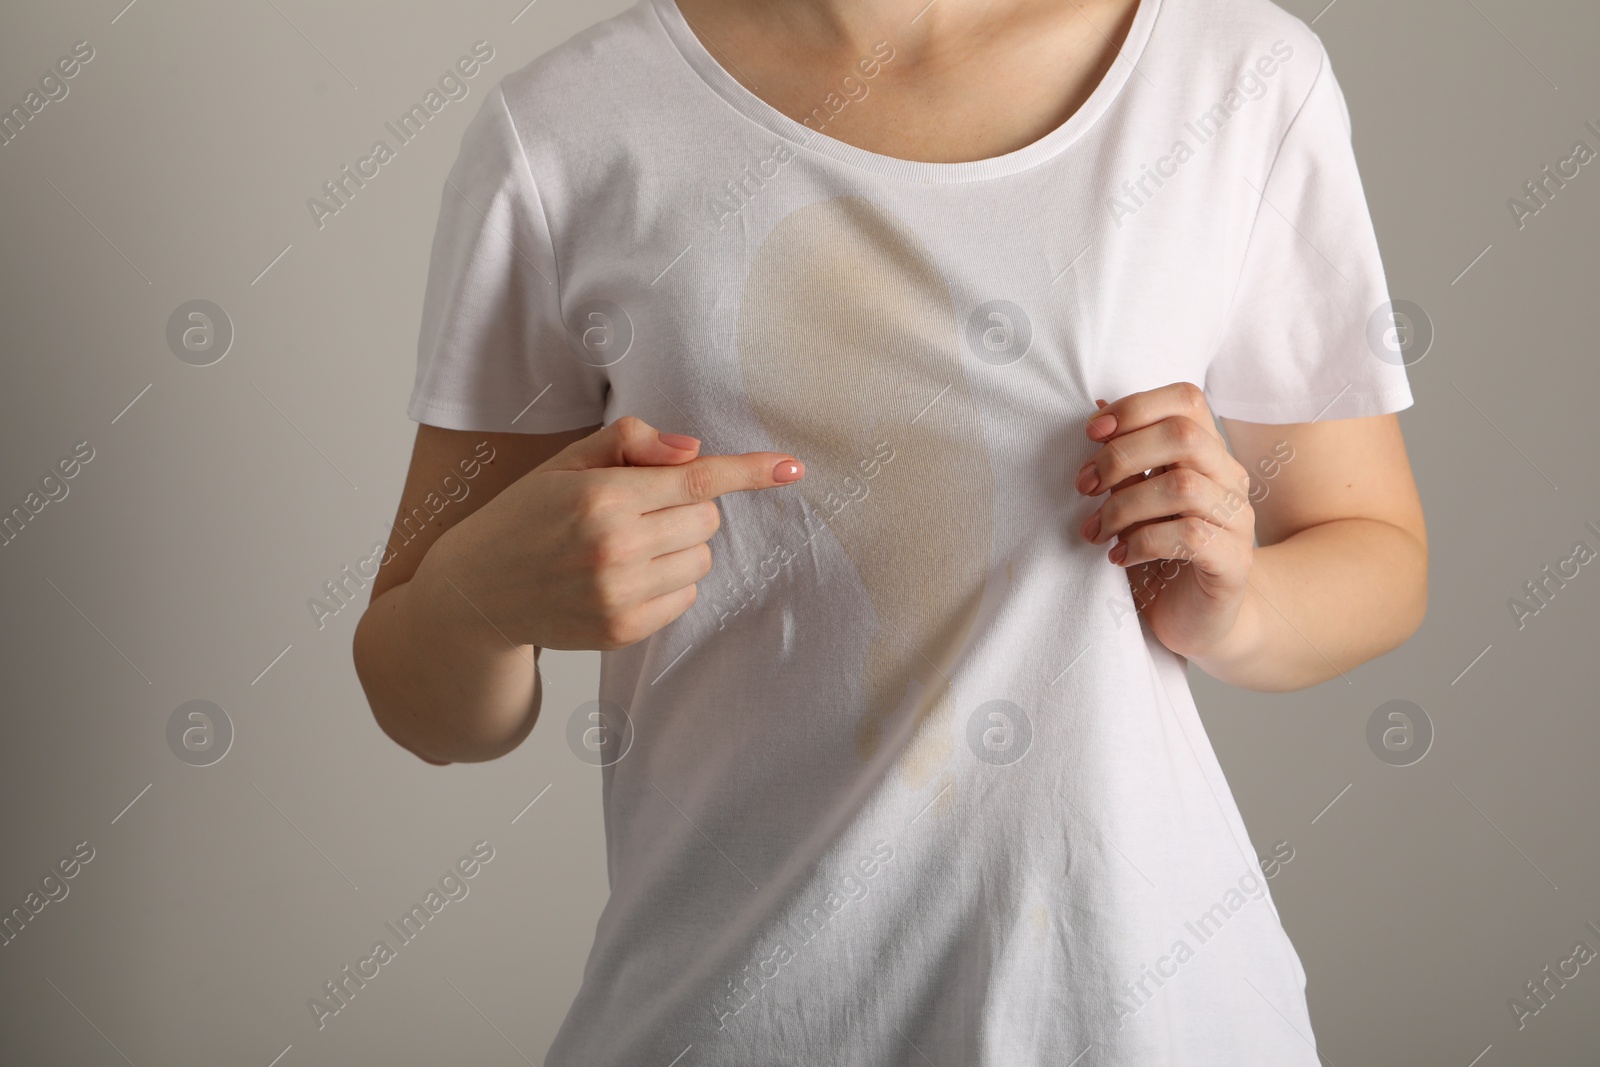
408,0 -> 1413,1061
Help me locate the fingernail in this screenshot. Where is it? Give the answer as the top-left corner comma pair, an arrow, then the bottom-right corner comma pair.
1088,413 -> 1117,440
659,431 -> 700,450
1109,542 -> 1128,564
773,459 -> 804,483
1082,513 -> 1101,541
1075,463 -> 1100,495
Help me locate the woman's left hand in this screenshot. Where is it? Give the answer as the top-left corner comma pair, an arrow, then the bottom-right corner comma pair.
1075,382 -> 1256,659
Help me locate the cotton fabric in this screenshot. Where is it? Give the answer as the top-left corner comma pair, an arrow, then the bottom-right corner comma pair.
407,0 -> 1413,1061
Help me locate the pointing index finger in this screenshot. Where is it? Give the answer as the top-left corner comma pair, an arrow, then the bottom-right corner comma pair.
628,451 -> 804,511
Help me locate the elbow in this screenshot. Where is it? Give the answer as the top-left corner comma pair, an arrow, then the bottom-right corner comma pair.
432,710 -> 541,764
1403,577 -> 1428,645
372,699 -> 457,766
350,602 -> 538,766
1383,527 -> 1430,653
351,609 -> 456,766
1400,529 -> 1429,643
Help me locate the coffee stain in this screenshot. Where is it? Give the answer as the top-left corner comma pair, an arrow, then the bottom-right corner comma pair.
737,195 -> 994,788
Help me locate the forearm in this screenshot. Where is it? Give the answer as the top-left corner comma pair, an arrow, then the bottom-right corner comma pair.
352,540 -> 542,764
1187,517 -> 1427,691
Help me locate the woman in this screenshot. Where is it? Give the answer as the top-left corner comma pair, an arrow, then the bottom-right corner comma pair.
353,0 -> 1427,1061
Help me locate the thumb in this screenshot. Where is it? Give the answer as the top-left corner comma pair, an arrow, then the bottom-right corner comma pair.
541,415 -> 701,473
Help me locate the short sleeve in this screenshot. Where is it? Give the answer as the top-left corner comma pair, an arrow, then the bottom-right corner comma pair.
1203,45 -> 1415,424
407,82 -> 608,433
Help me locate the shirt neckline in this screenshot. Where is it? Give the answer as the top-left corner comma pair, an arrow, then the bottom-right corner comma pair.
647,0 -> 1162,184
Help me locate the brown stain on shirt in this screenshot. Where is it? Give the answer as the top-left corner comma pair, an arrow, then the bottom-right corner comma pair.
737,195 -> 994,785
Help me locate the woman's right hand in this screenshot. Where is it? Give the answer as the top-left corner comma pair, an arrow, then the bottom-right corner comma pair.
418,415 -> 805,652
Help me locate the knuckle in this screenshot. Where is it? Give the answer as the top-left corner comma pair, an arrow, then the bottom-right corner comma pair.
681,461 -> 717,504
1118,528 -> 1146,560
575,534 -> 604,569
1178,381 -> 1207,410
1179,516 -> 1212,543
1167,466 -> 1203,500
588,570 -> 627,614
573,536 -> 607,573
1224,463 -> 1251,500
591,530 -> 637,570
1168,416 -> 1205,451
613,414 -> 645,441
694,542 -> 714,578
1094,449 -> 1122,486
597,610 -> 640,649
700,500 -> 722,535
575,481 -> 621,521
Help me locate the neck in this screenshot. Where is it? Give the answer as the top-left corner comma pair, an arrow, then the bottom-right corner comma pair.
737,0 -> 1027,61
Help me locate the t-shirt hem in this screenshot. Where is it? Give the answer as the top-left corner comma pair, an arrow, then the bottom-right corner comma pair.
1205,383 -> 1414,424
407,394 -> 606,434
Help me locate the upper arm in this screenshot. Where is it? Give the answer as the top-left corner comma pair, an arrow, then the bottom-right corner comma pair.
1219,413 -> 1426,551
368,421 -> 599,604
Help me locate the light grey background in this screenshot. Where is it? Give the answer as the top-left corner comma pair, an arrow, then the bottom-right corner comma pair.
0,1 -> 1595,1065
